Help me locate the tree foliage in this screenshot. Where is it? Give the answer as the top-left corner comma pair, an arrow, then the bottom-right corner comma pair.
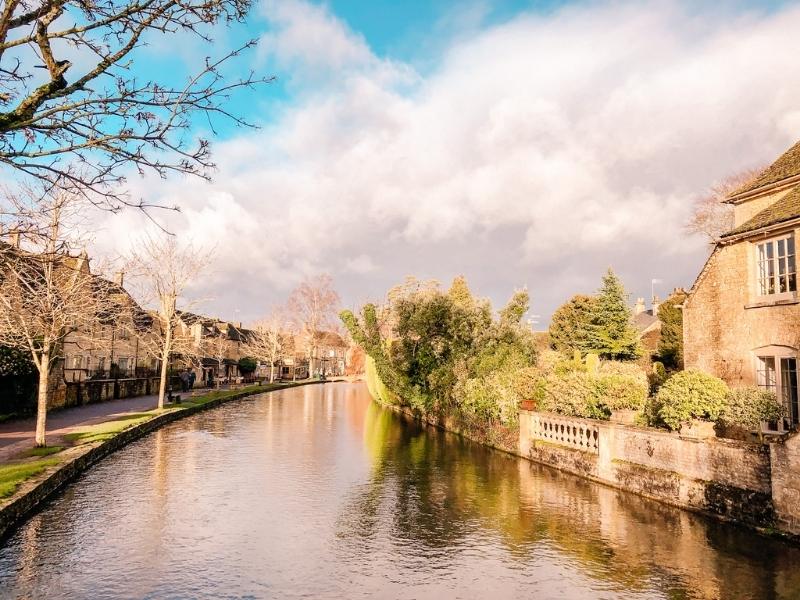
548,294 -> 596,355
586,269 -> 640,361
656,290 -> 687,369
341,276 -> 537,429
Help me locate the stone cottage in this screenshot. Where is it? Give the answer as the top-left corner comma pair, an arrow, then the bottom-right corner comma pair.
684,140 -> 800,431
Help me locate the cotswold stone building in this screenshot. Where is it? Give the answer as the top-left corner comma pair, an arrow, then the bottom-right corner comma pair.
684,141 -> 800,430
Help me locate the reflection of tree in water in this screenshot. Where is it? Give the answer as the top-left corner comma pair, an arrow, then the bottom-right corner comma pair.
337,401 -> 800,599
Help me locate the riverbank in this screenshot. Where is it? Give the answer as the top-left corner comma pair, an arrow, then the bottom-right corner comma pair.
374,391 -> 800,542
0,380 -> 327,540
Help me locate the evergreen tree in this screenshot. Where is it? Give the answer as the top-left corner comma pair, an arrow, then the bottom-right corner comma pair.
656,290 -> 688,369
549,294 -> 596,355
587,269 -> 640,360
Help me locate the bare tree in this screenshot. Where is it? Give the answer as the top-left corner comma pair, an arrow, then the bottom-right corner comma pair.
687,167 -> 763,243
125,234 -> 208,408
246,308 -> 286,383
202,329 -> 229,388
0,0 -> 272,210
286,274 -> 340,378
0,190 -> 117,445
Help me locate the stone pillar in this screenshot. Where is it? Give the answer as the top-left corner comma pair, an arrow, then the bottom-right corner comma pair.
518,410 -> 534,458
597,422 -> 615,482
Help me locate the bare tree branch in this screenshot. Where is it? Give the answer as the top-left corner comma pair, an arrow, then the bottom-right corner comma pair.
0,0 -> 273,212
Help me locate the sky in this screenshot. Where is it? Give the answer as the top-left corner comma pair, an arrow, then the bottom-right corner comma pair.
83,0 -> 800,326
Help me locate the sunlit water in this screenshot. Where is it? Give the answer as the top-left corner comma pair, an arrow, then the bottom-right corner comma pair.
0,383 -> 798,599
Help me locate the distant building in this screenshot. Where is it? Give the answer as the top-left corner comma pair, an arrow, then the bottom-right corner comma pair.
632,296 -> 662,367
684,140 -> 800,430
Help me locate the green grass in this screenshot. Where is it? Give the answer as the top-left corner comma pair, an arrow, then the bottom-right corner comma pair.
0,458 -> 61,498
21,445 -> 64,458
64,413 -> 155,444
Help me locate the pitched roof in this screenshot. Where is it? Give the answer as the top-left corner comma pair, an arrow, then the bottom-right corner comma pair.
730,140 -> 800,198
722,184 -> 800,238
632,311 -> 659,333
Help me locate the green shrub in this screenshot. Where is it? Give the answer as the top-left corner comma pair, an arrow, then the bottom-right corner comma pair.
648,361 -> 668,395
591,361 -> 649,412
541,370 -> 605,419
655,369 -> 729,431
721,387 -> 785,431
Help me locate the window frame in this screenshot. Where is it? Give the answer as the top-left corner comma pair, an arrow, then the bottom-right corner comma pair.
754,233 -> 797,300
755,347 -> 799,432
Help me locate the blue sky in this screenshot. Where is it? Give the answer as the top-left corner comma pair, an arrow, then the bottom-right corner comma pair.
84,0 -> 800,324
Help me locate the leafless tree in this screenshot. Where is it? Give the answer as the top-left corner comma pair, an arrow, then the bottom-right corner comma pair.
202,330 -> 229,387
286,274 -> 340,378
125,234 -> 209,408
0,0 -> 272,211
0,189 -> 118,445
687,167 -> 763,243
246,308 -> 286,383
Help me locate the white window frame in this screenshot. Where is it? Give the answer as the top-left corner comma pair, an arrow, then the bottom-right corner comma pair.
754,233 -> 797,299
755,346 -> 799,433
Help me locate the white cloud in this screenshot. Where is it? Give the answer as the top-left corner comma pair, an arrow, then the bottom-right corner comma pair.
91,0 -> 800,323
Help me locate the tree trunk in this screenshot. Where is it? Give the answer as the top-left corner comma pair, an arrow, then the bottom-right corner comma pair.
158,322 -> 172,409
34,350 -> 50,447
269,362 -> 275,383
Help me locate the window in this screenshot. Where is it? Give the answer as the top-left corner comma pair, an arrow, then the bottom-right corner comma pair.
72,356 -> 82,369
756,350 -> 799,430
756,234 -> 796,296
757,356 -> 777,393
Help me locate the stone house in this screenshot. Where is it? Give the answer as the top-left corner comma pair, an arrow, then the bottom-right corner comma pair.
175,312 -> 255,385
684,140 -> 800,430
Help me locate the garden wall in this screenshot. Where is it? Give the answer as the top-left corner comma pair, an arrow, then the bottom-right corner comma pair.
519,410 -> 792,533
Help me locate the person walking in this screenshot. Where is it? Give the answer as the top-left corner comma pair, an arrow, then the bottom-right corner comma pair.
188,370 -> 196,390
180,370 -> 189,393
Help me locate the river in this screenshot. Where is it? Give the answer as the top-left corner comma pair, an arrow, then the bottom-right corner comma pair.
0,383 -> 798,599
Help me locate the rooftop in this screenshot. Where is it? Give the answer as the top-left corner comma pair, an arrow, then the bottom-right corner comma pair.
722,184 -> 800,238
729,140 -> 800,199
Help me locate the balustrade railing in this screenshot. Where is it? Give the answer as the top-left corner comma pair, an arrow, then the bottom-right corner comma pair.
530,414 -> 600,454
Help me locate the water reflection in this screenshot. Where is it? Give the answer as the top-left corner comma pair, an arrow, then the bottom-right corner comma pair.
0,383 -> 797,599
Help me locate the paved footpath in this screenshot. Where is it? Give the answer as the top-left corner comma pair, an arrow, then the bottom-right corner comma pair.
0,392 -> 184,462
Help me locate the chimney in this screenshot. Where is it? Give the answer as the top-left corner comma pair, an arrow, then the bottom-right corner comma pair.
652,295 -> 661,317
634,298 -> 646,315
115,271 -> 125,287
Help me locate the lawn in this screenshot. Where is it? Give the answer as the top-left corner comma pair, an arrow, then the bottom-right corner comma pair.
64,413 -> 156,444
0,458 -> 61,498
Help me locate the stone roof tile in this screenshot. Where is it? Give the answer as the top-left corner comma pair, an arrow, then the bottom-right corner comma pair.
730,140 -> 800,197
722,184 -> 800,238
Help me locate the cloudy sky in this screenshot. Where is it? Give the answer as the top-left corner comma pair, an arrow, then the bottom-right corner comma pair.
87,0 -> 800,325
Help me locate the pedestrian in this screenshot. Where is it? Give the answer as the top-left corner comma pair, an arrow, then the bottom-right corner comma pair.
188,370 -> 196,390
180,370 -> 189,393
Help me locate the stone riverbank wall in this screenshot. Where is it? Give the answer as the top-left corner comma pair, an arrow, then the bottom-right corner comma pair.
519,410 -> 800,537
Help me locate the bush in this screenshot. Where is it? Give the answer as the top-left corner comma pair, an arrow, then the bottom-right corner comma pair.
655,369 -> 729,431
721,387 -> 785,431
541,370 -> 605,419
594,361 -> 649,412
648,361 -> 668,395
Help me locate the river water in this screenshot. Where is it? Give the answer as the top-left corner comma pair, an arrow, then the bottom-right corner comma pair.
0,383 -> 798,599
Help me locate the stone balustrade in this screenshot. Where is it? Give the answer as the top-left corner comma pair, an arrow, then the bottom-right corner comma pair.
530,413 -> 600,454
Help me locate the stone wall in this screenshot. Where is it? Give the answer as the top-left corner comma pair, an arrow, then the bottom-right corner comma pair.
771,433 -> 800,535
49,377 -> 161,410
683,233 -> 800,387
520,411 -> 784,531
